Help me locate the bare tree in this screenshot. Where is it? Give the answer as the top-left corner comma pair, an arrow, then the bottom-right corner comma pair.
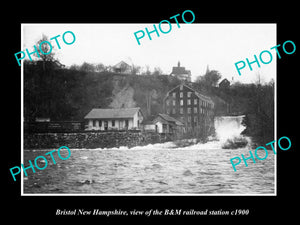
80,62 -> 95,72
152,67 -> 163,75
37,34 -> 56,62
142,65 -> 151,75
95,63 -> 105,72
131,64 -> 141,75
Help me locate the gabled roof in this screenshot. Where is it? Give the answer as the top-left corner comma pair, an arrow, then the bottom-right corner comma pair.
113,60 -> 131,69
219,78 -> 230,86
170,61 -> 191,75
164,84 -> 214,106
171,66 -> 188,75
154,113 -> 184,126
84,107 -> 141,119
194,92 -> 214,105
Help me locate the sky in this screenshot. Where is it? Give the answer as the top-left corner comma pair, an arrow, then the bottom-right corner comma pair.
22,23 -> 276,84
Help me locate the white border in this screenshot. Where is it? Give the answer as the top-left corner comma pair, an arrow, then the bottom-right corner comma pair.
21,23 -> 277,196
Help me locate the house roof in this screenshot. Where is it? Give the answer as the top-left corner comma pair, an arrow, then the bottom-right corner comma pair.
113,60 -> 131,69
164,84 -> 214,106
219,78 -> 230,86
84,107 -> 141,119
155,113 -> 184,126
194,92 -> 214,105
171,66 -> 188,75
170,61 -> 191,75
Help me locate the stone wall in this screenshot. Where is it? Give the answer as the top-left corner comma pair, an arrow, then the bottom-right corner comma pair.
24,131 -> 168,149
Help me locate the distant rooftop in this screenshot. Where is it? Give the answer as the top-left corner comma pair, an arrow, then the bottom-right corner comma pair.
84,107 -> 141,119
157,113 -> 184,126
170,61 -> 191,76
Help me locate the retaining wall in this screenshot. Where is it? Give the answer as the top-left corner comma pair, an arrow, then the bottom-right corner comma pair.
24,131 -> 168,149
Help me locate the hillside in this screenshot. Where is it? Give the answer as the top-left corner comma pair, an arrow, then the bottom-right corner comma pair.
24,62 -> 181,121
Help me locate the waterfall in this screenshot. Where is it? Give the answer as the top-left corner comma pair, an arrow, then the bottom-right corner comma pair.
214,116 -> 249,149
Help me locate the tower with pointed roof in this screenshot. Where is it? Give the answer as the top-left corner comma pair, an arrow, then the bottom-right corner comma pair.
170,61 -> 191,82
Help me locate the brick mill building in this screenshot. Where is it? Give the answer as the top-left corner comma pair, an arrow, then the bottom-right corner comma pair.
163,84 -> 215,137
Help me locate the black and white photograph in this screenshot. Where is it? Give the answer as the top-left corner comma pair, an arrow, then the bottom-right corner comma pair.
6,5 -> 298,223
21,23 -> 276,195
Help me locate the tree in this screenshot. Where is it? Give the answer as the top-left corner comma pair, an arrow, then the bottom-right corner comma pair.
29,35 -> 59,118
80,62 -> 95,72
131,64 -> 141,75
199,70 -> 222,87
152,67 -> 163,76
70,64 -> 80,70
95,63 -> 105,72
142,65 -> 151,75
37,34 -> 56,62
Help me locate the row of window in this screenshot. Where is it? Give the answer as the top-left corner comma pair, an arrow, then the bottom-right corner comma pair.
166,107 -> 212,115
180,116 -> 200,126
170,91 -> 193,98
91,120 -> 129,127
180,116 -> 212,126
166,98 -> 211,108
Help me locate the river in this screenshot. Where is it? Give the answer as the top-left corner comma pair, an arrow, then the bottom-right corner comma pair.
23,116 -> 275,195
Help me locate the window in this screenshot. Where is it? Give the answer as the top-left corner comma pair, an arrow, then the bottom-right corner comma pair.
93,120 -> 97,127
180,85 -> 183,90
180,92 -> 183,98
187,108 -> 191,114
194,99 -> 197,105
172,108 -> 176,114
166,100 -> 169,106
99,120 -> 102,127
187,99 -> 191,105
172,92 -> 176,98
163,124 -> 167,132
180,99 -> 183,106
112,120 -> 115,126
125,120 -> 129,127
173,100 -> 176,106
180,107 -> 183,114
194,107 -> 197,113
187,92 -> 192,98
188,116 -> 191,122
194,117 -> 198,126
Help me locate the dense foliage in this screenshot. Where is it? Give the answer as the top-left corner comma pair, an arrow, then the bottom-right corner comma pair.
24,61 -> 114,121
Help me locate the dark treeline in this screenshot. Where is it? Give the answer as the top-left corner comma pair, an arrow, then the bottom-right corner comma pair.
218,79 -> 274,145
240,81 -> 274,145
24,60 -> 114,121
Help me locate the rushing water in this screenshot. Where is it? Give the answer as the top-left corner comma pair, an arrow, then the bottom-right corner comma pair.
23,116 -> 275,195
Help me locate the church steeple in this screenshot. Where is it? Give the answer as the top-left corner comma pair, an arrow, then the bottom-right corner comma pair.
206,64 -> 210,74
